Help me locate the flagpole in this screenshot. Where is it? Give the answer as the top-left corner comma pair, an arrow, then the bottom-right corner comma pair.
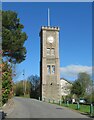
48,8 -> 50,26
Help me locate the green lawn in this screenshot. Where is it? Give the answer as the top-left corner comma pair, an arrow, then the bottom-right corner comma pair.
61,103 -> 90,114
16,94 -> 30,98
50,101 -> 94,116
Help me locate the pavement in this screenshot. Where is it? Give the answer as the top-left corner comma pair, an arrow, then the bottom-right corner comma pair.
0,110 -> 2,120
2,97 -> 93,119
0,99 -> 14,120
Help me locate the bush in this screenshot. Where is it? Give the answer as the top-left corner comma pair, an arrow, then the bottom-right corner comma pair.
14,81 -> 24,96
2,61 -> 13,105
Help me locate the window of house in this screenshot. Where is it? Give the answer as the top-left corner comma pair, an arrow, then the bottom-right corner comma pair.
52,65 -> 55,74
47,65 -> 51,74
51,48 -> 55,55
47,48 -> 50,55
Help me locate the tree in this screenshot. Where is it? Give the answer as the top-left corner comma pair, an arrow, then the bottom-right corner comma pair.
28,75 -> 40,99
71,72 -> 92,99
13,80 -> 31,96
71,80 -> 84,98
77,72 -> 92,95
14,81 -> 24,96
0,10 -> 2,38
2,10 -> 28,63
2,10 -> 28,104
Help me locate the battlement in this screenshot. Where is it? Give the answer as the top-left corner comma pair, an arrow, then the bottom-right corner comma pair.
41,26 -> 60,31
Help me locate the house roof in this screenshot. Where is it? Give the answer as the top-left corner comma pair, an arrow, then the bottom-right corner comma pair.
60,78 -> 73,84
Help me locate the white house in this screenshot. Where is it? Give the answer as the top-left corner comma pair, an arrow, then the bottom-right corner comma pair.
60,78 -> 72,97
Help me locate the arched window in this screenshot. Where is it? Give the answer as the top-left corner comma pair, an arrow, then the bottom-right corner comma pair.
52,65 -> 55,74
47,48 -> 50,55
47,65 -> 51,74
51,48 -> 55,55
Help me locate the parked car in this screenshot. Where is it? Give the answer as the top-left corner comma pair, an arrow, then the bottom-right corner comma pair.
79,99 -> 86,103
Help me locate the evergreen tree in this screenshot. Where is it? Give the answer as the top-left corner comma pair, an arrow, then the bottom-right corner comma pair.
2,10 -> 28,63
2,10 -> 28,104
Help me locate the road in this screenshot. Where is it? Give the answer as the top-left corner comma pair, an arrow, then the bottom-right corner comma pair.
5,97 -> 90,118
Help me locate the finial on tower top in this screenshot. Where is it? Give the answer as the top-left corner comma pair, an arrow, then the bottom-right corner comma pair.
48,8 -> 50,26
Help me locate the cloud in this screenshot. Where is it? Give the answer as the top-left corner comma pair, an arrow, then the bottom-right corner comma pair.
60,65 -> 92,80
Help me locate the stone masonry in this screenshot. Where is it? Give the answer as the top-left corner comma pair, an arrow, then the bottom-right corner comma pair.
40,26 -> 61,102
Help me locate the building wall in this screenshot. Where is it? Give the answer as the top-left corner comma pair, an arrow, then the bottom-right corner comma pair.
40,26 -> 61,102
60,78 -> 72,96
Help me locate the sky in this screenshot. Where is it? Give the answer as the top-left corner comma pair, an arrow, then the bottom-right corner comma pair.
2,0 -> 94,2
2,2 -> 92,82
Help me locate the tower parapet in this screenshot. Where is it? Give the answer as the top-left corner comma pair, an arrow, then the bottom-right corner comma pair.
41,26 -> 60,31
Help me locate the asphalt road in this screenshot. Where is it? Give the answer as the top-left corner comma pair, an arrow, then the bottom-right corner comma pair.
6,97 -> 90,118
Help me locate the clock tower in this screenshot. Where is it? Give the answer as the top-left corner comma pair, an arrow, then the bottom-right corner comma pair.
40,26 -> 61,102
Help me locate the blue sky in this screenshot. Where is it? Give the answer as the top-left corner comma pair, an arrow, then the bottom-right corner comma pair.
2,2 -> 92,81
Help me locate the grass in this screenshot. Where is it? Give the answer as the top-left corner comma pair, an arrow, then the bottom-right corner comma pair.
16,94 -> 30,98
50,102 -> 93,116
61,103 -> 90,114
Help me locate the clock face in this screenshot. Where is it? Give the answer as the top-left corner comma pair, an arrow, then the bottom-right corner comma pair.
47,36 -> 54,43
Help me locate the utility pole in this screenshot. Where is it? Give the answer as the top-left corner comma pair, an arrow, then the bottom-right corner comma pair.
23,69 -> 27,95
23,69 -> 25,95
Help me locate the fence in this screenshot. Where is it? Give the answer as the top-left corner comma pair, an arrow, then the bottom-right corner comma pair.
40,98 -> 94,117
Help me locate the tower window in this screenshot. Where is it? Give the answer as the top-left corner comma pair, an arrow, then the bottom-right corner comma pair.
47,65 -> 51,74
52,65 -> 55,74
51,48 -> 55,55
47,48 -> 50,55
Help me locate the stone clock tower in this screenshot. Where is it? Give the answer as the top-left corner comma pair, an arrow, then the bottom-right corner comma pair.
40,26 -> 60,102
